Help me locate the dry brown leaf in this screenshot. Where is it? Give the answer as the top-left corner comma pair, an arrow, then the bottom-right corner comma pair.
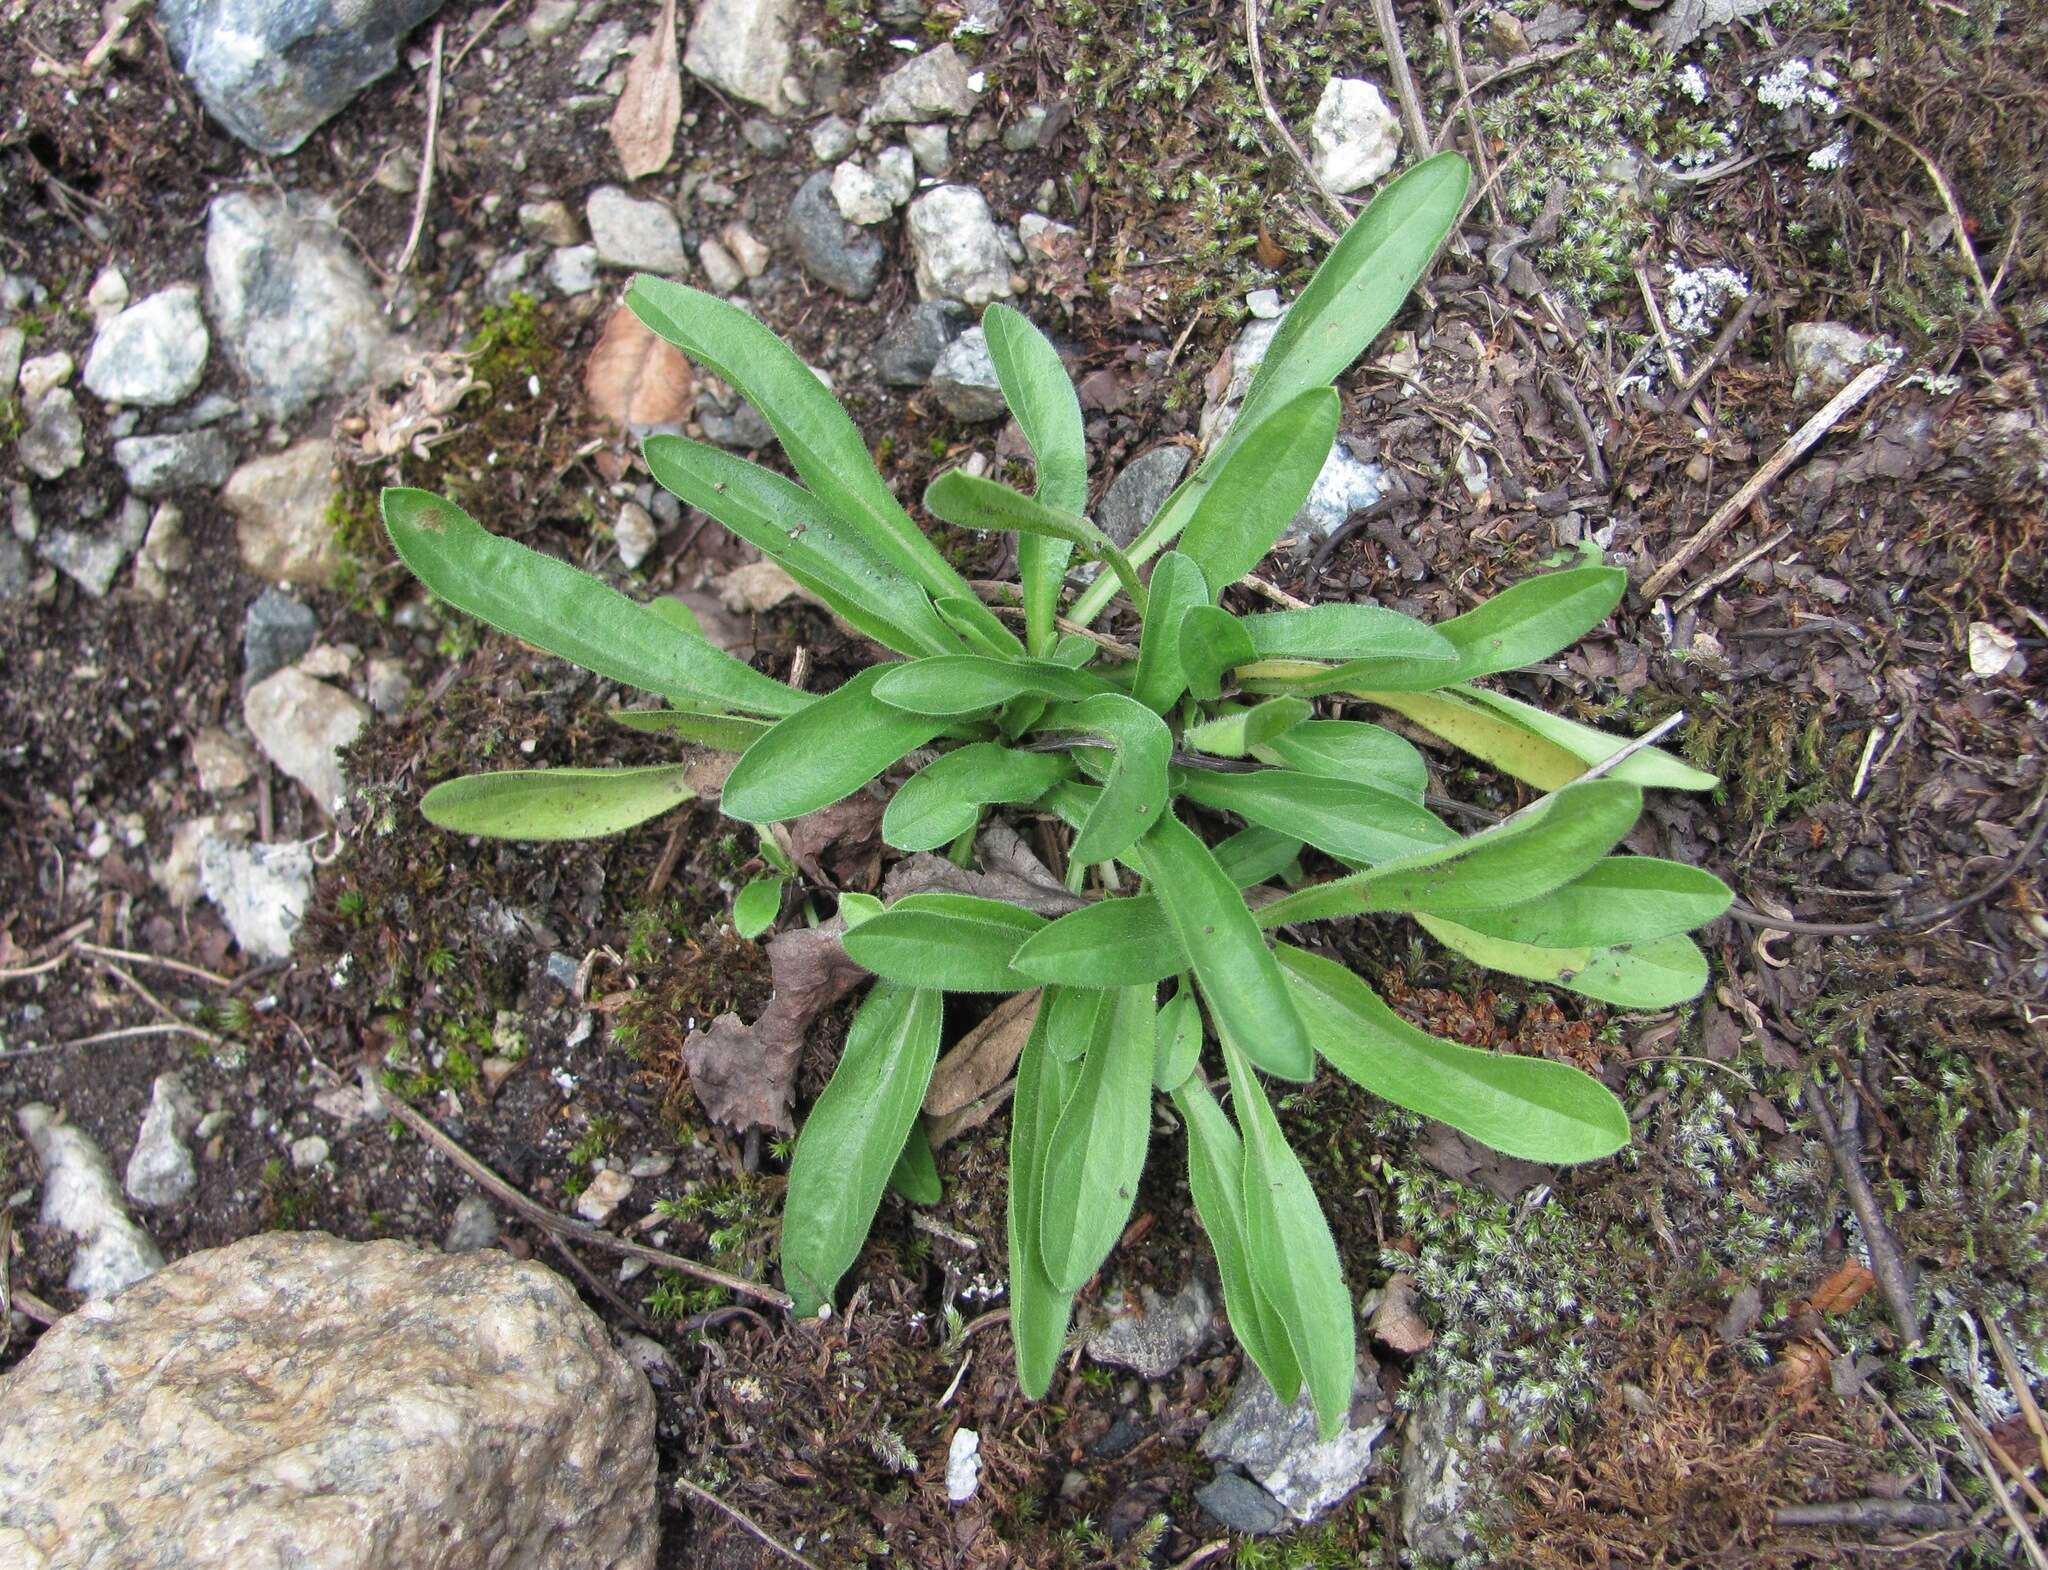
1370,1273 -> 1435,1354
1808,1261 -> 1877,1317
883,852 -> 1087,917
926,1080 -> 1016,1151
781,796 -> 888,889
926,991 -> 1040,1117
584,304 -> 696,433
607,0 -> 681,180
1777,1336 -> 1829,1394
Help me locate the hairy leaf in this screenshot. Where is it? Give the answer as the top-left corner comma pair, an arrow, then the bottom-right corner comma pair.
872,655 -> 1113,716
1254,719 -> 1429,801
1178,605 -> 1256,702
984,303 -> 1086,654
1130,552 -> 1211,714
1039,986 -> 1154,1292
1009,1002 -> 1081,1395
421,764 -> 693,840
1417,917 -> 1711,1008
733,876 -> 784,939
609,706 -> 774,753
840,892 -> 1046,991
1180,767 -> 1458,865
721,666 -> 947,823
1450,857 -> 1733,948
1011,895 -> 1184,987
1039,693 -> 1173,866
1182,697 -> 1313,758
887,1120 -> 942,1206
883,744 -> 1072,852
1176,388 -> 1340,594
924,469 -> 1147,615
1152,982 -> 1203,1093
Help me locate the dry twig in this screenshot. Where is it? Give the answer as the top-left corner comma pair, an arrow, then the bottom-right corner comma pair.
1242,0 -> 1352,237
1844,107 -> 1996,314
1799,1072 -> 1920,1344
391,21 -> 446,286
673,1477 -> 822,1570
1434,0 -> 1501,226
1369,0 -> 1432,161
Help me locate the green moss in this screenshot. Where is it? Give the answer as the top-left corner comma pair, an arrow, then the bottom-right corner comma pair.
465,291 -> 548,387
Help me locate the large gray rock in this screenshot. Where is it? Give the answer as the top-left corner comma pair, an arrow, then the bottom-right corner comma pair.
83,285 -> 210,406
111,429 -> 235,496
906,185 -> 1013,307
1099,445 -> 1191,547
785,171 -> 885,300
38,498 -> 151,599
15,1104 -> 164,1300
223,439 -> 344,586
199,836 -> 314,961
928,327 -> 1006,422
1200,1358 -> 1389,1522
162,0 -> 448,155
682,0 -> 797,115
206,191 -> 400,418
586,186 -> 690,276
243,666 -> 371,816
0,1231 -> 657,1570
1400,1384 -> 1493,1561
1086,1278 -> 1215,1379
869,43 -> 980,121
1787,320 -> 1877,401
243,587 -> 321,685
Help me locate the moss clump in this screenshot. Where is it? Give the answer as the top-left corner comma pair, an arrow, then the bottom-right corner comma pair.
464,291 -> 549,388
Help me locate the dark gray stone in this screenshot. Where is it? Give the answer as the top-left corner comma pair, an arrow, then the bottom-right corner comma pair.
1085,1278 -> 1214,1379
1201,1358 -> 1388,1522
161,0 -> 448,156
1098,445 -> 1191,548
785,171 -> 885,300
874,301 -> 969,387
243,588 -> 319,687
928,327 -> 1006,422
1196,1472 -> 1287,1536
112,430 -> 236,496
0,536 -> 31,602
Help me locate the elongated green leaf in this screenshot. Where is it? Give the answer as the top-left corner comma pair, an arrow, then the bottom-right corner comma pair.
1043,983 -> 1110,1062
933,596 -> 1023,658
1130,553 -> 1211,714
627,278 -> 1017,652
984,303 -> 1085,655
422,765 -> 693,840
782,982 -> 943,1313
1222,1036 -> 1356,1441
1451,858 -> 1732,948
642,436 -> 958,656
1012,895 -> 1184,987
1257,779 -> 1643,926
733,876 -> 784,939
1275,942 -> 1628,1162
1255,719 -> 1429,801
883,744 -> 1072,852
383,488 -> 808,717
1451,686 -> 1717,791
1241,603 -> 1456,664
1174,1075 -> 1304,1401
888,1119 -> 942,1206
1039,986 -> 1154,1292
872,655 -> 1112,716
1355,688 -> 1591,790
1183,697 -> 1313,758
1213,825 -> 1306,888
1133,811 -> 1314,1080
1072,153 -> 1470,625
840,892 -> 1046,991
1009,1001 -> 1081,1395
1179,605 -> 1256,701
1417,916 -> 1710,1008
721,666 -> 947,823
1040,693 -> 1173,866
924,469 -> 1148,616
609,707 -> 774,752
1177,388 -> 1340,594
1153,982 -> 1203,1093
1180,767 -> 1458,866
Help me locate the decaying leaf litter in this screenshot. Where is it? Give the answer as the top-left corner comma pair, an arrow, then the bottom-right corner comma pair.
3,0 -> 2047,1562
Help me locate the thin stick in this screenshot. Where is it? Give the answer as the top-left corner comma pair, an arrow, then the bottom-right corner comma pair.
1658,291 -> 1760,415
1495,710 -> 1686,825
1771,1499 -> 1958,1530
90,957 -> 230,1051
1369,0 -> 1432,162
0,953 -> 68,981
12,1286 -> 61,1326
392,21 -> 446,285
1243,0 -> 1353,236
1950,1393 -> 2048,1570
74,941 -> 236,988
1436,0 -> 1502,226
1433,40 -> 1587,152
1239,572 -> 1311,610
1955,1400 -> 2048,1520
1673,526 -> 1791,612
1169,1541 -> 1234,1570
1640,361 -> 1888,600
376,1087 -> 792,1309
1985,1316 -> 2048,1476
1635,263 -> 1689,384
1845,107 -> 1995,315
673,1477 -> 822,1570
446,0 -> 518,75
0,1022 -> 222,1060
1801,1077 -> 1920,1344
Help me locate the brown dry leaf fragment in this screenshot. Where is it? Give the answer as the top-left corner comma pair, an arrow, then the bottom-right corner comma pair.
1370,1273 -> 1435,1354
1808,1261 -> 1877,1317
1777,1336 -> 1829,1394
584,304 -> 696,434
681,921 -> 868,1133
781,795 -> 888,890
608,0 -> 682,180
1412,1120 -> 1550,1202
883,852 -> 1086,917
926,990 -> 1040,1117
926,1080 -> 1016,1151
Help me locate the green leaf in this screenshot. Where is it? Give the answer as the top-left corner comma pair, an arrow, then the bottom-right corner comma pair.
782,983 -> 943,1313
1178,605 -> 1256,701
1256,779 -> 1643,927
382,488 -> 808,717
1254,720 -> 1429,801
609,707 -> 774,752
1180,767 -> 1458,866
1417,917 -> 1711,1008
933,595 -> 1025,658
888,1120 -> 942,1206
1042,983 -> 1110,1062
1130,552 -> 1211,714
1153,982 -> 1203,1093
924,469 -> 1148,617
721,666 -> 949,823
626,279 -> 1016,652
733,876 -> 784,939
1212,825 -> 1306,888
1008,1001 -> 1081,1395
882,744 -> 1072,852
1328,566 -> 1627,692
1241,603 -> 1456,664
1173,1075 -> 1304,1402
647,597 -> 703,637
1275,942 -> 1629,1161
1447,686 -> 1717,791
642,436 -> 958,657
1039,986 -> 1155,1293
838,891 -> 885,927
1352,687 -> 1592,790
1071,152 -> 1470,625
871,655 -> 1112,717
1012,895 -> 1184,987
421,764 -> 694,840
840,892 -> 1046,991
1132,810 -> 1315,1080
1450,857 -> 1733,948
1039,693 -> 1173,866
1183,698 -> 1313,758
983,303 -> 1086,655
1176,388 -> 1340,594
1222,1035 -> 1357,1441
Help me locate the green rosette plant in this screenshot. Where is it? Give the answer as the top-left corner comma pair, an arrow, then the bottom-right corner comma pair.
381,152 -> 1729,1438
